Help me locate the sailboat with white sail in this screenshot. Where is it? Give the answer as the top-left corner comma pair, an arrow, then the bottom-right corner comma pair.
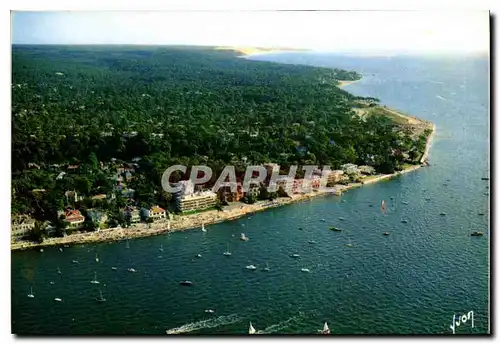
90,272 -> 100,284
27,286 -> 34,298
320,322 -> 330,334
223,243 -> 231,256
96,289 -> 106,303
201,223 -> 207,232
95,253 -> 100,262
249,322 -> 257,334
344,238 -> 353,247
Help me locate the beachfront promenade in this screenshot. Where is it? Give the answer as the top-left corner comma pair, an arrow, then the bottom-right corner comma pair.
11,153 -> 432,252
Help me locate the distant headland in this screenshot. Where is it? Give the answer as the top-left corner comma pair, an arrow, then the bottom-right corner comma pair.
215,46 -> 309,56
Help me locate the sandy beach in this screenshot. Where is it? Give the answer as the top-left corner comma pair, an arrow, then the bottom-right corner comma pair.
337,79 -> 361,88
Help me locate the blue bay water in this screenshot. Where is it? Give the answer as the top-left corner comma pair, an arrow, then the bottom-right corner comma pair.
11,53 -> 489,335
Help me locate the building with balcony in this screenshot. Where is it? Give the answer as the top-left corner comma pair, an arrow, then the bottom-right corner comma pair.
175,191 -> 218,213
11,215 -> 36,237
123,206 -> 141,223
218,182 -> 244,202
150,205 -> 167,220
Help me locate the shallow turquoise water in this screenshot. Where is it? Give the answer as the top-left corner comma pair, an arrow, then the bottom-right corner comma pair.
11,53 -> 489,335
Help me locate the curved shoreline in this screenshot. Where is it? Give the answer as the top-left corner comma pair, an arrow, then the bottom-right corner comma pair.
11,138 -> 434,252
337,79 -> 361,88
11,70 -> 435,252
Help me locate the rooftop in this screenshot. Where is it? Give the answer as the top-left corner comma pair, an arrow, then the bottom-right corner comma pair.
151,206 -> 166,213
181,190 -> 217,200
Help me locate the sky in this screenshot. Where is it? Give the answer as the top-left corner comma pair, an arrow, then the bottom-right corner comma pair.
11,11 -> 489,54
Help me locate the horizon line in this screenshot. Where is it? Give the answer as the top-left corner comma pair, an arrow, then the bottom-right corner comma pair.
11,43 -> 489,58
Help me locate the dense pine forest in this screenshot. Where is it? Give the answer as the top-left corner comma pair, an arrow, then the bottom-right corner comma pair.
12,45 -> 427,224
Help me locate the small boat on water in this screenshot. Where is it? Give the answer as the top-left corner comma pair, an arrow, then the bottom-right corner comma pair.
249,322 -> 257,334
59,248 -> 63,252
196,253 -> 202,258
301,268 -> 311,273
471,231 -> 484,237
263,263 -> 270,271
71,260 -> 79,264
159,244 -> 163,252
240,233 -> 249,241
319,219 -> 326,222
440,212 -> 446,216
401,219 -> 408,224
381,200 -> 386,213
95,254 -> 99,263
246,265 -> 257,270
344,238 -> 354,247
290,254 -> 300,258
27,287 -> 34,299
111,267 -> 117,271
330,226 -> 342,231
338,217 -> 345,221
205,309 -> 215,314
308,240 -> 317,244
402,201 -> 409,205
319,322 -> 330,334
223,244 -> 231,256
96,290 -> 106,303
298,227 -> 304,230
478,213 -> 485,216
179,280 -> 193,286
40,249 -> 44,252
49,281 -> 55,285
126,240 -> 130,249
57,267 -> 62,275
127,268 -> 136,273
481,177 -> 489,180
64,245 -> 69,248
54,297 -> 62,302
383,232 -> 390,236
201,223 -> 207,232
90,272 -> 99,284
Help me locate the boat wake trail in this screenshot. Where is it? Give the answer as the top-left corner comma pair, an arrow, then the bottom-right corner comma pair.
166,313 -> 241,334
257,316 -> 300,334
